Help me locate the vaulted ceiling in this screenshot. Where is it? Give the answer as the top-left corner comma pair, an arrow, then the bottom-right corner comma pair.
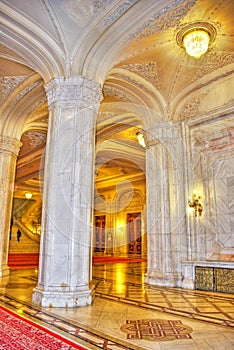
0,0 -> 233,202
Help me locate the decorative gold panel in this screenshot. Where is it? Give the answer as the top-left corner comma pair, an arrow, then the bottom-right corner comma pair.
195,267 -> 214,291
195,266 -> 234,294
215,268 -> 234,294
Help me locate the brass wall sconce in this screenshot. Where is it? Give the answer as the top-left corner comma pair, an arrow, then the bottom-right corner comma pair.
188,192 -> 203,216
136,131 -> 146,148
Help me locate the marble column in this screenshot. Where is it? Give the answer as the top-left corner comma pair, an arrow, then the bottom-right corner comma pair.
32,76 -> 103,307
144,122 -> 186,287
0,136 -> 21,277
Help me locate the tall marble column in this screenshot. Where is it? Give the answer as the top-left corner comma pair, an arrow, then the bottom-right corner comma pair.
0,136 -> 21,277
32,77 -> 103,307
144,122 -> 186,287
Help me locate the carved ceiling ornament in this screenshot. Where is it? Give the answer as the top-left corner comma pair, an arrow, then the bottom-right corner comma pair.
103,0 -> 138,28
97,112 -> 119,122
131,0 -> 196,40
114,74 -> 157,100
0,76 -> 28,101
24,131 -> 46,149
121,63 -> 159,89
178,91 -> 209,122
24,131 -> 47,150
103,85 -> 138,104
13,82 -> 40,105
194,52 -> 234,79
31,97 -> 47,112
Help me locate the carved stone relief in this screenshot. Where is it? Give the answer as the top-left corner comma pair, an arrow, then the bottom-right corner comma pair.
103,0 -> 138,28
103,86 -> 138,103
0,76 -> 27,101
193,52 -> 234,80
24,132 -> 47,150
13,82 -> 40,105
45,76 -> 103,108
130,0 -> 196,40
177,91 -> 209,121
121,63 -> 159,89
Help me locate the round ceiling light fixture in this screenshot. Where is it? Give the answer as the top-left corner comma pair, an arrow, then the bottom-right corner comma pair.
25,192 -> 32,199
176,22 -> 216,59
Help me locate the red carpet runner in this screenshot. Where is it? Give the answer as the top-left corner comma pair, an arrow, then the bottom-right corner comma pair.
0,305 -> 87,349
8,254 -> 147,268
92,256 -> 147,264
8,253 -> 39,269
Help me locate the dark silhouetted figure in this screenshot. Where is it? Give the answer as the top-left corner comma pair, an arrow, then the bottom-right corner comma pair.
17,229 -> 21,242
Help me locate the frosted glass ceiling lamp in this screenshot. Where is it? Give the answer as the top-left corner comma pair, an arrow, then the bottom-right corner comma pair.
176,22 -> 216,59
183,29 -> 210,59
25,192 -> 32,199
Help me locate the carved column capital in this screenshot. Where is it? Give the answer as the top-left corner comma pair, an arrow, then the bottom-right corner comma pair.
144,121 -> 180,148
0,136 -> 22,158
45,76 -> 103,109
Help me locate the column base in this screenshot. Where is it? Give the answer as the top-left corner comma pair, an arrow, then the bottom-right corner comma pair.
32,286 -> 94,308
181,278 -> 195,289
181,261 -> 195,289
145,271 -> 182,287
0,265 -> 10,277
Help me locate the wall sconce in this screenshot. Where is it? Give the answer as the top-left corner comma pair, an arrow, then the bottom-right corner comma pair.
25,192 -> 32,199
176,22 -> 216,59
188,192 -> 203,217
136,131 -> 146,148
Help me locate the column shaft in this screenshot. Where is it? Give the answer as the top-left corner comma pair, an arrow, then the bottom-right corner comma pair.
32,77 -> 102,307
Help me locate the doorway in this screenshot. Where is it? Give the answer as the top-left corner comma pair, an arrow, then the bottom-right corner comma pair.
127,213 -> 142,255
95,215 -> 106,252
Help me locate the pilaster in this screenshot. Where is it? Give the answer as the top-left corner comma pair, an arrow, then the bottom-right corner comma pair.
32,76 -> 103,307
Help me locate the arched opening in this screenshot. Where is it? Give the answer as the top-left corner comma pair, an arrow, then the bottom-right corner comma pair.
92,115 -> 147,270
8,130 -> 47,270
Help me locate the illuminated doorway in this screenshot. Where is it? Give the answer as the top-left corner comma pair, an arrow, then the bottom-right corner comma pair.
127,213 -> 141,255
94,215 -> 106,252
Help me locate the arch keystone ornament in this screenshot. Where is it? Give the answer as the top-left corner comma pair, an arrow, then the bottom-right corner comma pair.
120,319 -> 193,341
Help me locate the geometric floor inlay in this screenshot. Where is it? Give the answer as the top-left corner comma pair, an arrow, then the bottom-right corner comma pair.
120,319 -> 193,341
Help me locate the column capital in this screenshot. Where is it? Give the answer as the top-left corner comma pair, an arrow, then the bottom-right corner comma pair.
144,121 -> 180,148
0,136 -> 22,158
45,76 -> 103,109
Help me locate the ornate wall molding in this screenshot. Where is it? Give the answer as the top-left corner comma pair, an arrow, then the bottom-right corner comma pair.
45,76 -> 103,108
0,136 -> 22,157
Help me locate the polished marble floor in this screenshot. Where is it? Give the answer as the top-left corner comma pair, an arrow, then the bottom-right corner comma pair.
0,263 -> 233,350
